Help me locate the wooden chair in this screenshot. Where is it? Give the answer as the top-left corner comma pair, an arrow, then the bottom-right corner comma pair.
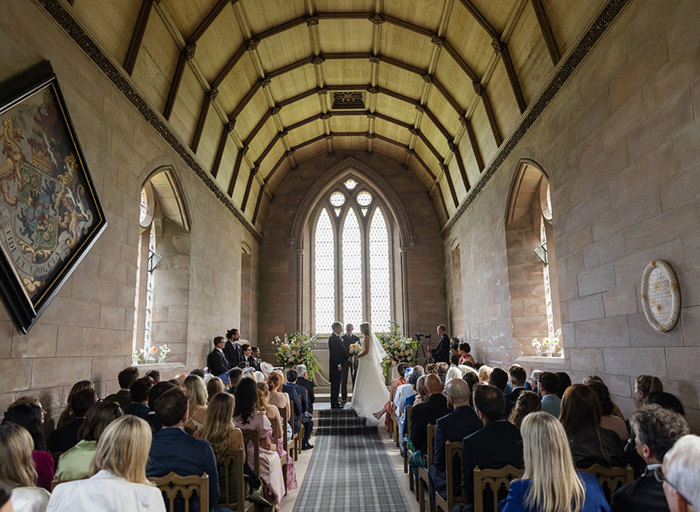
580,464 -> 634,503
150,472 -> 209,512
473,465 -> 524,512
418,424 -> 436,512
391,407 -> 399,446
240,429 -> 260,474
296,413 -> 304,455
435,442 -> 466,512
217,447 -> 254,512
404,405 -> 413,489
270,412 -> 288,488
288,414 -> 299,461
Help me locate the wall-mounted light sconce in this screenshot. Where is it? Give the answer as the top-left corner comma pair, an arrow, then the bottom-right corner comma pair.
534,243 -> 548,265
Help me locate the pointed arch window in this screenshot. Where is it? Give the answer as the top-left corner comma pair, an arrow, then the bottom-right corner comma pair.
312,178 -> 394,334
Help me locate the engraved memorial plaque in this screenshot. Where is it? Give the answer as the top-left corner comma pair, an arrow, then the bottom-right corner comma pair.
640,260 -> 680,332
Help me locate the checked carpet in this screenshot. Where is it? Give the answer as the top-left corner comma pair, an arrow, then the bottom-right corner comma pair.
292,408 -> 409,511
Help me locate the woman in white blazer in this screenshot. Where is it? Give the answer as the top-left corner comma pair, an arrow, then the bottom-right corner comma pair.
47,415 -> 165,512
0,422 -> 50,512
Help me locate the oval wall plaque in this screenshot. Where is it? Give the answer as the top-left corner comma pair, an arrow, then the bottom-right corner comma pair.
640,259 -> 680,332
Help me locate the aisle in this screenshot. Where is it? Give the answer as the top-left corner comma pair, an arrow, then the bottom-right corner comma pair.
291,408 -> 410,512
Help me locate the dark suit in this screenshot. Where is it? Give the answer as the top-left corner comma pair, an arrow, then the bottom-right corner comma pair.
409,393 -> 450,455
341,333 -> 360,401
429,406 -> 483,498
611,469 -> 668,512
104,389 -> 131,409
223,340 -> 242,368
123,402 -> 150,420
328,332 -> 349,406
504,387 -> 526,403
461,420 -> 523,511
206,348 -> 231,378
248,356 -> 261,372
147,427 -> 219,511
283,383 -> 302,433
297,376 -> 315,412
431,334 -> 451,363
49,418 -> 84,452
291,382 -> 313,445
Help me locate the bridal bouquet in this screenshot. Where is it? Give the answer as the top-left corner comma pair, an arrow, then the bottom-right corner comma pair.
378,321 -> 420,377
348,343 -> 363,357
271,331 -> 322,380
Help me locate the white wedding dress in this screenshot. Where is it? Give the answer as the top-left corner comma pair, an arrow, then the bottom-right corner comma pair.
351,331 -> 390,424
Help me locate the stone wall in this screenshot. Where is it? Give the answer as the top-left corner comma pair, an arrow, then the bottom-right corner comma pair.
446,0 -> 700,429
0,1 -> 258,423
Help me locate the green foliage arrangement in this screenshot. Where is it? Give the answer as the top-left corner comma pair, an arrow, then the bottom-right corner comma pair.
378,321 -> 419,377
271,331 -> 322,380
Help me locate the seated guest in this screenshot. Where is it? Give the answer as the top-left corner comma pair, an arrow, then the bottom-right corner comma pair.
634,375 -> 663,407
0,483 -> 10,512
286,369 -> 313,450
282,371 -> 303,435
234,378 -> 285,508
395,366 -> 422,443
50,388 -> 98,453
56,401 -> 123,481
144,369 -> 160,383
458,342 -> 475,366
147,387 -> 219,510
463,370 -> 480,394
429,379 -> 482,499
227,368 -> 243,394
57,380 -> 94,429
238,361 -> 250,369
537,372 -> 561,417
508,391 -> 541,429
250,347 -> 262,372
3,401 -> 53,491
499,412 -> 609,512
123,377 -> 152,420
445,366 -> 463,383
611,405 -> 689,512
268,372 -> 292,426
409,374 -> 450,473
241,344 -> 256,370
206,377 -> 224,403
526,370 -> 542,393
184,375 -> 208,435
647,392 -> 685,416
583,376 -> 625,419
560,384 -> 625,468
479,365 -> 492,383
505,365 -> 528,402
437,362 -> 449,382
661,435 -> 700,512
48,416 -> 165,511
459,385 -> 523,512
190,368 -> 206,379
207,336 -> 231,381
402,375 -> 426,454
145,381 -> 176,435
490,367 -> 516,418
556,372 -> 572,398
587,381 -> 628,441
257,382 -> 297,490
104,367 -> 139,409
296,364 -> 315,413
0,423 -> 50,511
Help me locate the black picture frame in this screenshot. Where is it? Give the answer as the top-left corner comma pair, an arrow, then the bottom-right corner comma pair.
0,61 -> 107,334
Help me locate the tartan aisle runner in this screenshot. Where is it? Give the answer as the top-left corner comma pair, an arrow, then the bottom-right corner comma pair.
292,408 -> 410,511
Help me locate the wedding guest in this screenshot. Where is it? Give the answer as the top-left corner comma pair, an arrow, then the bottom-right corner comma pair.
190,368 -> 206,379
241,344 -> 256,369
207,377 -> 224,403
375,362 -> 409,426
661,435 -> 700,512
144,370 -> 160,383
104,367 -> 139,409
560,384 -> 625,468
490,367 -> 516,418
634,375 -> 663,407
587,381 -> 629,441
445,366 -> 462,383
437,362 -> 449,382
57,380 -> 94,429
224,328 -> 243,369
296,364 -> 315,413
227,368 -> 243,394
537,372 -> 561,417
425,363 -> 438,375
463,370 -> 480,395
48,415 -> 165,511
583,376 -> 625,418
286,369 -> 313,450
3,401 -> 53,490
55,401 -> 123,481
505,365 -> 528,402
499,412 -> 609,512
555,372 -> 572,398
508,391 -> 541,429
184,375 -> 208,435
50,388 -> 98,453
207,337 -> 231,381
611,405 -> 689,512
526,370 -> 542,392
395,366 -> 421,445
409,374 -> 450,473
479,365 -> 492,383
648,392 -> 685,416
268,372 -> 292,425
123,377 -> 152,420
430,325 -> 451,363
147,387 -> 219,509
257,382 -> 297,490
458,342 -> 475,366
250,347 -> 262,372
145,380 -> 176,435
450,354 -> 462,366
282,372 -> 304,435
0,423 -> 50,512
234,379 -> 285,508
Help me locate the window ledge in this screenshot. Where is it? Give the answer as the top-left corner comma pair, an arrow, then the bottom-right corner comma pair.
133,362 -> 186,379
515,355 -> 567,366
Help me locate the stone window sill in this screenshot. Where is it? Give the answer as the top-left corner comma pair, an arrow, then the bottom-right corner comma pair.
515,355 -> 567,366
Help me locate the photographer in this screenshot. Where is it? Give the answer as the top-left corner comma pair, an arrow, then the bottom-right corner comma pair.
430,325 -> 451,364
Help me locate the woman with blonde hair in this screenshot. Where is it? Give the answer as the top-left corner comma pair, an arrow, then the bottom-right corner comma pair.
184,374 -> 208,435
0,423 -> 50,512
478,365 -> 492,383
257,381 -> 297,490
206,376 -> 224,402
500,412 -> 609,512
47,415 -> 165,511
445,366 -> 463,383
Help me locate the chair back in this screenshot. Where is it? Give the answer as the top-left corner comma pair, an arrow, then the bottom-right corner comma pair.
426,424 -> 436,466
580,464 -> 634,502
216,447 -> 246,511
241,429 -> 261,474
278,406 -> 289,453
150,472 -> 209,512
445,442 -> 466,506
473,465 -> 523,512
406,404 -> 413,438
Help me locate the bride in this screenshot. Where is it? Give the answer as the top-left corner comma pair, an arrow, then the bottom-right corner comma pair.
351,322 -> 390,424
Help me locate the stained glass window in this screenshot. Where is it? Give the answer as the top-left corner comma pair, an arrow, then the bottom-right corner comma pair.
344,179 -> 357,189
342,209 -> 363,328
369,209 -> 391,332
357,191 -> 372,206
315,209 -> 335,332
330,191 -> 345,206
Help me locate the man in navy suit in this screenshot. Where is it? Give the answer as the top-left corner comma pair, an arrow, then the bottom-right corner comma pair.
147,387 -> 219,511
224,328 -> 243,368
429,378 -> 482,500
504,364 -> 527,403
206,336 -> 231,380
282,376 -> 303,434
123,377 -> 152,420
296,364 -> 315,413
489,367 -> 515,419
287,369 -> 314,450
429,325 -> 451,364
459,385 -> 523,512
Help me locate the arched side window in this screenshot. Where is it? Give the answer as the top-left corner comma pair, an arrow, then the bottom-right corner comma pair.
312,177 -> 394,334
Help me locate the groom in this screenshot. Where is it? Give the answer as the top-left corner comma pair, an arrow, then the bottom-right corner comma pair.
328,321 -> 349,409
341,323 -> 360,404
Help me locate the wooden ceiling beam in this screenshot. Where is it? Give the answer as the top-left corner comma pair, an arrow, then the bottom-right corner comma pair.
530,0 -> 561,65
123,0 -> 154,75
454,145 -> 471,192
189,0 -> 230,44
459,116 -> 484,171
441,162 -> 459,207
252,183 -> 266,225
228,145 -> 248,196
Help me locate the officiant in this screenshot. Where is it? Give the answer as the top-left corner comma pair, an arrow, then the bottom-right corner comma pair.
341,323 -> 360,404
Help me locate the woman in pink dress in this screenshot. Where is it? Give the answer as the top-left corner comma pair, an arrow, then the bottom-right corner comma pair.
234,378 -> 285,508
372,362 -> 409,431
256,382 -> 297,490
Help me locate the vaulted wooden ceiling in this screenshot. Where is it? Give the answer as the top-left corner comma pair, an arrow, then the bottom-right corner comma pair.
63,0 -> 606,230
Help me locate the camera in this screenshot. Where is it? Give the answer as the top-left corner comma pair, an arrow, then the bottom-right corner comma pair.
414,332 -> 431,341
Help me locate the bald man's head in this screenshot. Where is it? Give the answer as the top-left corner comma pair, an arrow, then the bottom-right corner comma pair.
445,378 -> 471,407
424,374 -> 443,396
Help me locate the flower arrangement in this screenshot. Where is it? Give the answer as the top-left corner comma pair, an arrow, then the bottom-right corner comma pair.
271,331 -> 322,380
531,329 -> 562,357
378,321 -> 420,377
131,344 -> 171,365
348,343 -> 363,357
